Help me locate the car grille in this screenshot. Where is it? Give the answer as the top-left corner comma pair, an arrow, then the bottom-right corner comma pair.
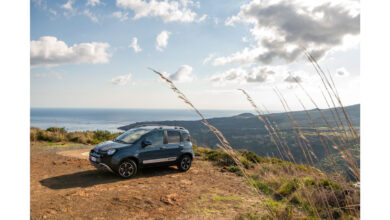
90,150 -> 101,158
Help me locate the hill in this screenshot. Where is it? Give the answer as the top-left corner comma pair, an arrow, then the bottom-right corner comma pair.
119,104 -> 360,179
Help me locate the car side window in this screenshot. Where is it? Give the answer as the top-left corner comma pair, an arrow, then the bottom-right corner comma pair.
182,132 -> 191,142
144,130 -> 164,146
167,130 -> 181,144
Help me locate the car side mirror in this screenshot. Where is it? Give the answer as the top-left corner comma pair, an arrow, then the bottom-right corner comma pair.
142,140 -> 152,147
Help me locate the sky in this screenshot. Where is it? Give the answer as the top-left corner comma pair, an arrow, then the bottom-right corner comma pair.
30,0 -> 360,111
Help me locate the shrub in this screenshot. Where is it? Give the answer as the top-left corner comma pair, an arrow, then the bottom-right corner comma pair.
46,127 -> 66,133
205,150 -> 236,166
93,130 -> 113,142
263,198 -> 293,220
251,179 -> 273,195
318,179 -> 341,190
240,157 -> 253,169
30,127 -> 40,141
303,177 -> 316,186
226,166 -> 243,176
277,179 -> 299,197
30,127 -> 121,144
241,150 -> 263,163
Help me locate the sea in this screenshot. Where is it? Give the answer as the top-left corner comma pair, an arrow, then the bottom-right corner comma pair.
30,108 -> 249,132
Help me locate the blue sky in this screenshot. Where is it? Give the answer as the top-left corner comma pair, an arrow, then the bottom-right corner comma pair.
31,0 -> 360,110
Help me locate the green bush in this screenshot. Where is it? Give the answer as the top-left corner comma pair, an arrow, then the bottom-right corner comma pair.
241,150 -> 263,163
205,150 -> 236,166
303,177 -> 316,186
240,157 -> 253,169
277,179 -> 299,197
226,166 -> 243,176
31,127 -> 121,144
318,179 -> 341,190
46,127 -> 66,133
252,179 -> 273,195
93,130 -> 113,141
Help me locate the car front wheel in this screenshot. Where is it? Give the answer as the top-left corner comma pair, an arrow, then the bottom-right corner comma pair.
118,159 -> 137,178
177,155 -> 192,171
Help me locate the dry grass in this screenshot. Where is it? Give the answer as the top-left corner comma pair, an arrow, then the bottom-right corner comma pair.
149,53 -> 360,219
149,68 -> 262,197
235,52 -> 359,219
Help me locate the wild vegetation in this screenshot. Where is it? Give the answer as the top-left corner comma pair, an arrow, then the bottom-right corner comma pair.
30,127 -> 121,145
148,51 -> 360,219
195,146 -> 359,219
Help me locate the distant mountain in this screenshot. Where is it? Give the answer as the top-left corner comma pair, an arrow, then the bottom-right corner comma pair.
119,104 -> 359,134
119,104 -> 360,179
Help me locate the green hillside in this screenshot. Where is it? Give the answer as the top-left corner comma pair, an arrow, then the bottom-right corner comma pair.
119,104 -> 360,180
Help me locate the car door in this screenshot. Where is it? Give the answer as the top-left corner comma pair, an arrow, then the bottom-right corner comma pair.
138,130 -> 168,165
164,130 -> 183,160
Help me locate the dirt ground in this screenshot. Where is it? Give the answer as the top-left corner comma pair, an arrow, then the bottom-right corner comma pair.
31,142 -> 264,219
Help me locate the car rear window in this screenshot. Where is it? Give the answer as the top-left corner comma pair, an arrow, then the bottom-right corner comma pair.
167,130 -> 181,144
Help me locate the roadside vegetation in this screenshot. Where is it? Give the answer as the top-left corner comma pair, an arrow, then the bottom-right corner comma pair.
194,146 -> 359,219
150,51 -> 360,219
30,127 -> 121,145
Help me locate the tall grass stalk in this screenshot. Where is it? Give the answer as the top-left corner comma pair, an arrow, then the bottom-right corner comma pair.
149,68 -> 262,196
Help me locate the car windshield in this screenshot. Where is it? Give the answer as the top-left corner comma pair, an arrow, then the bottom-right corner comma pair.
114,128 -> 150,144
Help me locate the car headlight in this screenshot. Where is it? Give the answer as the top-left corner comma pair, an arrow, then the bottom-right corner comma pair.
107,149 -> 116,156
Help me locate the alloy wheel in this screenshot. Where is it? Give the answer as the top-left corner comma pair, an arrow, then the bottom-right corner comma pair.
118,161 -> 136,178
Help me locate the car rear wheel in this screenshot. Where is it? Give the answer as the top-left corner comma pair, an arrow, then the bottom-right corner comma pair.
118,159 -> 137,178
177,155 -> 192,171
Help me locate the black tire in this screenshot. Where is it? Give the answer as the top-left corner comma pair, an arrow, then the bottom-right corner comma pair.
177,155 -> 192,172
117,159 -> 137,178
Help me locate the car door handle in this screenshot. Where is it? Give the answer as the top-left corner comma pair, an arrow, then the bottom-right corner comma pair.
160,146 -> 167,149
179,144 -> 184,148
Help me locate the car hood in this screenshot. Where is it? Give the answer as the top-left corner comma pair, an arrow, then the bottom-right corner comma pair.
93,140 -> 129,152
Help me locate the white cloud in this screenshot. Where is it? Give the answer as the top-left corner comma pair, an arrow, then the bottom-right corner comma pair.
83,9 -> 98,23
215,0 -> 360,66
87,0 -> 101,7
129,37 -> 142,53
284,74 -> 303,83
156,30 -> 171,51
61,0 -> 74,11
112,11 -> 129,21
30,36 -> 111,68
211,66 -> 276,85
167,65 -> 194,82
116,0 -> 201,23
202,53 -> 216,64
110,74 -> 132,86
212,47 -> 262,66
197,14 -> 207,23
336,67 -> 350,77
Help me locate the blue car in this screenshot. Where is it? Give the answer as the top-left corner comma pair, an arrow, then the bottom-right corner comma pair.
89,125 -> 194,178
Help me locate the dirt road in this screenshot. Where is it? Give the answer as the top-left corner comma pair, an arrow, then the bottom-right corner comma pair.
31,142 -> 263,219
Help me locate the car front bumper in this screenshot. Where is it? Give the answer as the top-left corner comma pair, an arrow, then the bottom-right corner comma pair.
90,160 -> 114,173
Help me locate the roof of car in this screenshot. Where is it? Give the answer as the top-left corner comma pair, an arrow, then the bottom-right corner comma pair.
133,125 -> 188,131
